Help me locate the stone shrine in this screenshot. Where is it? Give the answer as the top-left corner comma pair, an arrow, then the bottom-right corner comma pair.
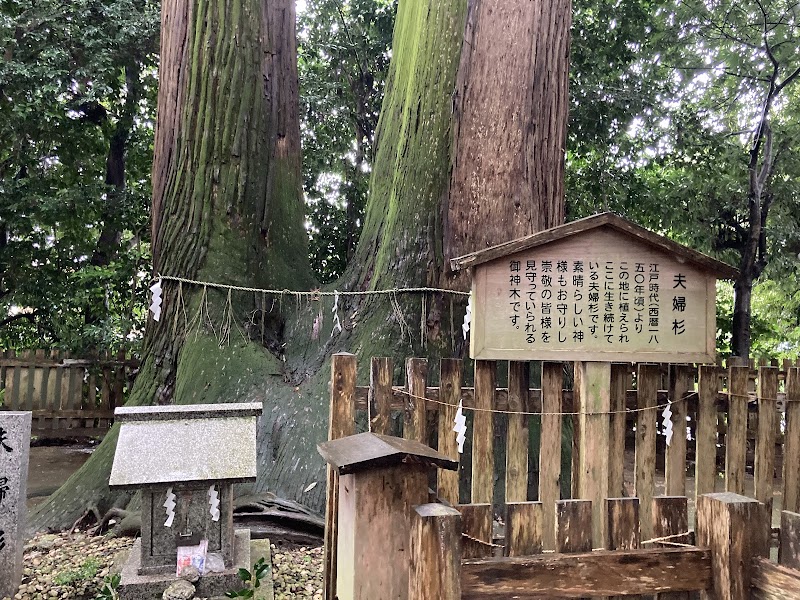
0,411 -> 31,600
109,402 -> 262,597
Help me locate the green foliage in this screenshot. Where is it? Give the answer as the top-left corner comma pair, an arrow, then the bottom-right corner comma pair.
298,0 -> 396,282
53,557 -> 102,586
95,573 -> 121,600
0,0 -> 159,352
226,557 -> 270,599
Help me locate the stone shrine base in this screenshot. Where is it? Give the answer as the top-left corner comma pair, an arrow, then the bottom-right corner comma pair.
118,530 -> 270,599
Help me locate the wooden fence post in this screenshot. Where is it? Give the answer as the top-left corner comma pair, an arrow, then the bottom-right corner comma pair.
404,358 -> 428,442
666,365 -> 692,496
783,369 -> 800,514
437,359 -> 462,505
539,361 -> 563,551
636,363 -> 660,541
505,501 -> 543,557
695,365 -> 719,497
778,510 -> 800,570
576,361 -> 611,548
556,499 -> 593,553
471,360 -> 495,505
608,364 -> 630,498
506,361 -> 530,503
369,357 -> 393,435
456,503 -> 493,559
323,353 -> 356,600
408,504 -> 462,600
754,366 -> 778,512
696,492 -> 769,600
725,366 -> 750,495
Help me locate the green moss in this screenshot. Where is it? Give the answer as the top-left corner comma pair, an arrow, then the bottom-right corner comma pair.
174,333 -> 283,405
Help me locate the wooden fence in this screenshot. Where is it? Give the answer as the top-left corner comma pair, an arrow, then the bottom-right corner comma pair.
0,349 -> 138,438
324,353 -> 800,598
409,493 -> 800,599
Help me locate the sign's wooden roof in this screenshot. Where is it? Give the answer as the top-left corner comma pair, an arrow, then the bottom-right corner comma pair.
450,212 -> 739,279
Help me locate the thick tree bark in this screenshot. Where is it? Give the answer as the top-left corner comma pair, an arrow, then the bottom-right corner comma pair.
31,0 -> 571,531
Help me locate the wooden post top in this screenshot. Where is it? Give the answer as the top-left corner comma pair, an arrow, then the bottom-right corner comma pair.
317,432 -> 459,475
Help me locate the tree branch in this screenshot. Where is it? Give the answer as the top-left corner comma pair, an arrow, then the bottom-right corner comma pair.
0,310 -> 37,328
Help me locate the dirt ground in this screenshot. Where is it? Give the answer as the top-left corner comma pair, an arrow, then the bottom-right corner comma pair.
26,443 -> 94,509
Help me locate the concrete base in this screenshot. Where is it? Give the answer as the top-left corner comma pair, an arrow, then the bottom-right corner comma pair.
119,530 -> 251,599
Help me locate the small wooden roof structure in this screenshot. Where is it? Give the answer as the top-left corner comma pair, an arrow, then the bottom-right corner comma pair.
318,432 -> 458,475
450,212 -> 739,279
109,402 -> 261,489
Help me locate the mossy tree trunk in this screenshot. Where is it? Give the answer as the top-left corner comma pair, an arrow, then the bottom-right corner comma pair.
30,0 -> 571,532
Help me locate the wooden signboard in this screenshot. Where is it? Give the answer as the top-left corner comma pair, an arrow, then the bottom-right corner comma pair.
451,213 -> 738,364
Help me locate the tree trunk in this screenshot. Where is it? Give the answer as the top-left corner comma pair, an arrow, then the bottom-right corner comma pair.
30,0 -> 571,532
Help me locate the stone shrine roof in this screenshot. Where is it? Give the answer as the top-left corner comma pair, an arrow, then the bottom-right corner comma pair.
109,402 -> 261,489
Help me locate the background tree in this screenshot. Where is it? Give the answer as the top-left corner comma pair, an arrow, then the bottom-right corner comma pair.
0,0 -> 159,352
299,0 -> 395,282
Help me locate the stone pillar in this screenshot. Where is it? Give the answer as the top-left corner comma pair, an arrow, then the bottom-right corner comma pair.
0,411 -> 32,599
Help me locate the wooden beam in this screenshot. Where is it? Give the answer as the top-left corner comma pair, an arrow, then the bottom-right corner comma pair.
456,503 -> 493,559
557,499 -> 593,553
608,364 -> 630,498
751,558 -> 800,600
460,547 -> 712,599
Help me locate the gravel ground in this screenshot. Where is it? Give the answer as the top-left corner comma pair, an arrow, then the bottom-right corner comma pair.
4,532 -> 323,600
4,532 -> 133,600
270,544 -> 323,600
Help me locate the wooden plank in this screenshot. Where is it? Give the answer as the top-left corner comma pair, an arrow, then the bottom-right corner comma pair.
71,362 -> 85,430
504,502 -> 543,557
32,349 -> 46,428
725,366 -> 750,495
48,349 -> 60,432
369,357 -> 393,435
576,361 -> 611,549
0,356 -> 139,368
456,503 -> 493,559
32,427 -> 111,439
751,558 -> 800,600
4,350 -> 18,409
556,499 -> 593,552
461,547 -> 712,599
666,365 -> 692,496
607,497 -> 640,550
696,492 -> 770,600
608,364 -> 629,498
408,504 -> 461,600
404,358 -> 428,443
323,353 -> 357,600
540,362 -> 563,551
471,360 -> 495,505
437,359 -> 461,505
696,365 -> 719,496
778,511 -> 800,570
505,361 -> 530,503
18,350 -> 32,411
783,369 -> 800,513
755,366 -> 778,510
636,363 -> 660,541
30,410 -> 115,419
